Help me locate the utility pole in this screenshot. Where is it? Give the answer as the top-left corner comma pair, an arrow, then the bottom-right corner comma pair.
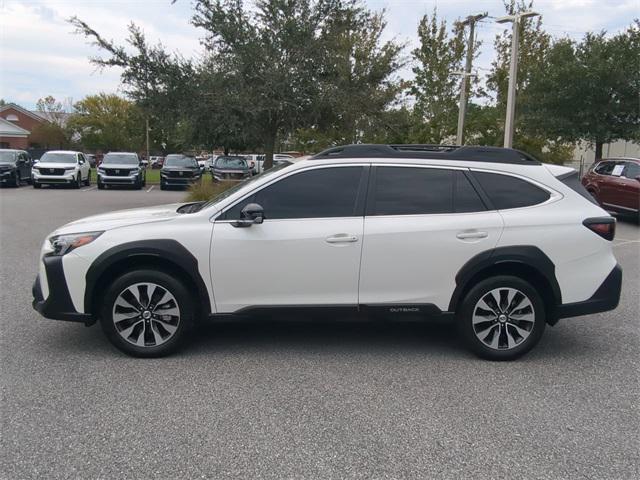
456,12 -> 487,145
145,118 -> 150,162
497,10 -> 540,148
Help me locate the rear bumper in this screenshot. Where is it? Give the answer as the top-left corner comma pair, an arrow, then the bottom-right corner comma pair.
32,256 -> 94,324
554,264 -> 622,320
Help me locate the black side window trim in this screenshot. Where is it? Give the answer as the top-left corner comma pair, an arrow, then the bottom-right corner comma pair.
220,165 -> 370,220
365,165 -> 490,216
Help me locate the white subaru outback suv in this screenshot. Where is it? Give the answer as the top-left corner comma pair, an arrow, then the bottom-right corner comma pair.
32,145 -> 622,359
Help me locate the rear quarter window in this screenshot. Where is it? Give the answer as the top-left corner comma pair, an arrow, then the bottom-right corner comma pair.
472,171 -> 551,210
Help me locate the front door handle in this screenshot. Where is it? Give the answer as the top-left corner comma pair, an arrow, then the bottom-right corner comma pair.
326,234 -> 359,244
456,231 -> 488,240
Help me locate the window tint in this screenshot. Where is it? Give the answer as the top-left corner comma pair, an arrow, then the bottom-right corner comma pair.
473,172 -> 550,209
454,171 -> 486,213
594,162 -> 614,175
624,162 -> 640,179
371,167 -> 485,215
224,167 -> 364,220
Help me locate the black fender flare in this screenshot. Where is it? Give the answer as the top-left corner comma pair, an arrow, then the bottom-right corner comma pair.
448,245 -> 562,312
84,239 -> 211,315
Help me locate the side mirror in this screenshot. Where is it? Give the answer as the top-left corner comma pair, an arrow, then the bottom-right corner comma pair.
231,203 -> 264,228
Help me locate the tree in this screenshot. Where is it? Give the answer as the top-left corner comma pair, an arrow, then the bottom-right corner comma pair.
30,95 -> 71,149
70,1 -> 403,164
410,9 -> 468,143
67,94 -> 145,152
524,21 -> 640,158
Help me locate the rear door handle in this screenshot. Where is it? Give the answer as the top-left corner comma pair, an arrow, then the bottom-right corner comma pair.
326,234 -> 358,244
456,231 -> 488,240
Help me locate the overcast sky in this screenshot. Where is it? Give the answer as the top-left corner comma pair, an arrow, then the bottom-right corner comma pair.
1,0 -> 637,109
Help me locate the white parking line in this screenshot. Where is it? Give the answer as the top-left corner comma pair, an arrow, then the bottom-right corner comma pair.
146,185 -> 155,193
82,186 -> 97,192
613,240 -> 640,248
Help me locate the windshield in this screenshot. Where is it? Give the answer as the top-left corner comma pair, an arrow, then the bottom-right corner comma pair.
102,153 -> 138,165
165,155 -> 197,167
216,157 -> 247,169
39,152 -> 77,164
0,151 -> 16,163
196,161 -> 291,212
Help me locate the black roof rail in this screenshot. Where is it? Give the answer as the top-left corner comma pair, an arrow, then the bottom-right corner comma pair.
310,144 -> 541,165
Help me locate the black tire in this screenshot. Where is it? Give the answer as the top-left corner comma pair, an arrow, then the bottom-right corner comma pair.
99,269 -> 194,357
33,181 -> 41,189
97,181 -> 105,190
135,175 -> 143,190
13,172 -> 20,187
160,180 -> 166,190
72,175 -> 81,189
457,275 -> 546,361
84,171 -> 91,186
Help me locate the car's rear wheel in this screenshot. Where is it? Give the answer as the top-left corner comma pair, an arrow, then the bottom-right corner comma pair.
100,269 -> 194,357
457,276 -> 545,360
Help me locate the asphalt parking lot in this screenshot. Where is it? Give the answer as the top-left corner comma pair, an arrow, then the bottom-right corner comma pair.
1,186 -> 639,479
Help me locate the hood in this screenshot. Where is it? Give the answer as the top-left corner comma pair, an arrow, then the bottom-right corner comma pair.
53,203 -> 185,234
34,162 -> 77,169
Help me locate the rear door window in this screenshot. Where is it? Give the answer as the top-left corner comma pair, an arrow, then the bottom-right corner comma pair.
369,167 -> 486,216
472,171 -> 551,210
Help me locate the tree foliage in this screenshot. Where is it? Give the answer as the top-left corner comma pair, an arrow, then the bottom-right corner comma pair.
67,94 -> 145,152
523,20 -> 640,158
410,9 -> 467,143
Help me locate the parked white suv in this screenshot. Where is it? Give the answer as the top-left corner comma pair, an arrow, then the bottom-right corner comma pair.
32,150 -> 91,188
32,145 -> 621,359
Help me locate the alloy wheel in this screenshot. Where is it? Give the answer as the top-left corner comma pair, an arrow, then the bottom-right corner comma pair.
112,282 -> 181,347
472,287 -> 535,350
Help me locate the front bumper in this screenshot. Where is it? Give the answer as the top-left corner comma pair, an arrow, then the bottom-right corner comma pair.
33,171 -> 76,184
161,175 -> 201,186
554,264 -> 622,320
98,173 -> 139,185
0,169 -> 17,183
32,255 -> 94,324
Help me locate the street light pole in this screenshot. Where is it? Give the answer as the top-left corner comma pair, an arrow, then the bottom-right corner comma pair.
497,11 -> 540,148
456,12 -> 487,146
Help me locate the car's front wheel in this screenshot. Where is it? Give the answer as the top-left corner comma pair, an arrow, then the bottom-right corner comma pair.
100,269 -> 194,357
457,276 -> 545,361
84,170 -> 91,186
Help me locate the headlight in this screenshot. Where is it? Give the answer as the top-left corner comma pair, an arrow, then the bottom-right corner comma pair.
48,231 -> 103,256
65,168 -> 77,173
97,168 -> 105,174
160,171 -> 168,177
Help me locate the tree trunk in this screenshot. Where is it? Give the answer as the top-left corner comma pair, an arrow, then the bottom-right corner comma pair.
263,136 -> 275,170
595,141 -> 604,160
224,146 -> 229,155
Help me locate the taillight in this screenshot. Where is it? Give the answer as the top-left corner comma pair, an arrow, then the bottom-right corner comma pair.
583,217 -> 616,241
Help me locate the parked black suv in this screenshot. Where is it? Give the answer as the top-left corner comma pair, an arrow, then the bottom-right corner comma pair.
97,152 -> 146,190
0,149 -> 32,187
160,154 -> 201,190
